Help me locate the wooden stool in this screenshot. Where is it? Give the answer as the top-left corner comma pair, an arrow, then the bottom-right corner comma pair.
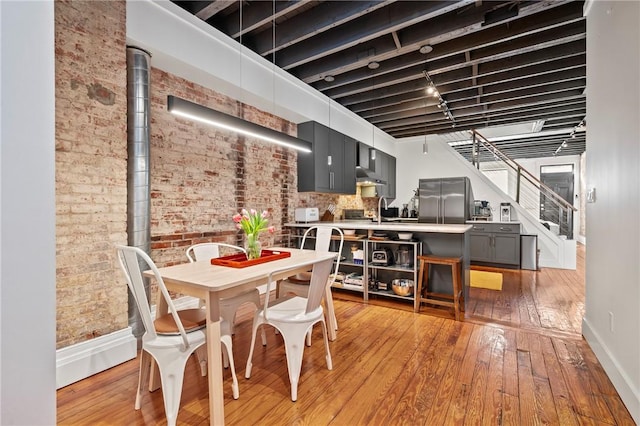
415,255 -> 464,321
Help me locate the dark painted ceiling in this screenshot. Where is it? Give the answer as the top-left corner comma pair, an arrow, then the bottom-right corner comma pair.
171,0 -> 587,159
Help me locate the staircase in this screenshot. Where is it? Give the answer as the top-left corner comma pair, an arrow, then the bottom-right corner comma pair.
467,130 -> 577,239
446,130 -> 578,269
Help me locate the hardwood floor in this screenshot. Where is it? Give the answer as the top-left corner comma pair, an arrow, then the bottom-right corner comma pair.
57,244 -> 635,425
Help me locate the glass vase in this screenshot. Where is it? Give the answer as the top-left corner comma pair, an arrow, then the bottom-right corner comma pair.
245,233 -> 262,260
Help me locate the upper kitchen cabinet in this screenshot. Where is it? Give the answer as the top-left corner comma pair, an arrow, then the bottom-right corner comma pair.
370,150 -> 396,200
297,121 -> 356,194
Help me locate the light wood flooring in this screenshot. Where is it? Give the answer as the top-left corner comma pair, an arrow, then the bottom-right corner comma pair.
57,244 -> 636,425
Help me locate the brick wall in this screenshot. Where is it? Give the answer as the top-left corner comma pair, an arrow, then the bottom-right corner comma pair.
54,1 -> 341,349
55,0 -> 128,348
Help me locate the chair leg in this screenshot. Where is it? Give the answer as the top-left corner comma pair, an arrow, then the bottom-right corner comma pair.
135,350 -> 152,410
156,349 -> 193,426
245,314 -> 263,379
280,327 -> 308,402
220,335 -> 239,399
305,329 -> 312,347
320,319 -> 333,371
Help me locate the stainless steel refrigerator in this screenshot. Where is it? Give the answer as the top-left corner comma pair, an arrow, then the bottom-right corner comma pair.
418,177 -> 474,224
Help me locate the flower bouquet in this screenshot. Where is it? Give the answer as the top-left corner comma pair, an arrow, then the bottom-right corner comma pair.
233,209 -> 275,260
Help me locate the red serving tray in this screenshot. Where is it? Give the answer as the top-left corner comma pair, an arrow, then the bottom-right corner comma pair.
210,249 -> 291,268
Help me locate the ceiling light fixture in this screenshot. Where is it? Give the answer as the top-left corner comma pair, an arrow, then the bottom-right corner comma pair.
324,75 -> 335,82
423,70 -> 454,124
167,96 -> 312,153
367,61 -> 380,70
553,118 -> 586,156
419,45 -> 433,54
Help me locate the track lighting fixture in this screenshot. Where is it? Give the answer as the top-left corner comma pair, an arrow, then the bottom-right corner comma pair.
423,70 -> 454,125
553,118 -> 586,156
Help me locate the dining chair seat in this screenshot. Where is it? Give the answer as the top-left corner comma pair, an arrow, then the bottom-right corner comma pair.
154,308 -> 206,334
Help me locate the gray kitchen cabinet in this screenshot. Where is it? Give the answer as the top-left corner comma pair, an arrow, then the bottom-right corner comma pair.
469,223 -> 521,267
371,151 -> 396,200
297,121 -> 356,194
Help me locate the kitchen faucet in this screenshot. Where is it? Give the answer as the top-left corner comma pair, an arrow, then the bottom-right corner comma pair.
377,196 -> 387,225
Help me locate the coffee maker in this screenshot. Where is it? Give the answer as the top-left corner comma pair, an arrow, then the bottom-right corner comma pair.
473,200 -> 492,220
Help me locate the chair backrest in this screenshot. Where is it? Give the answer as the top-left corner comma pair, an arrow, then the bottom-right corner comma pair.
116,245 -> 190,349
263,256 -> 335,317
186,242 -> 245,263
300,226 -> 344,288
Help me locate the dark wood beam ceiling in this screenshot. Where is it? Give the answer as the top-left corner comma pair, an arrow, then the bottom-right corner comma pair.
171,0 -> 587,160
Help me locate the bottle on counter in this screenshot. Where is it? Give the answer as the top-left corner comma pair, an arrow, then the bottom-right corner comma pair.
401,204 -> 409,218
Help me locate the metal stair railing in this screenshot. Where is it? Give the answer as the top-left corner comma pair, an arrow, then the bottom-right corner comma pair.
469,130 -> 577,239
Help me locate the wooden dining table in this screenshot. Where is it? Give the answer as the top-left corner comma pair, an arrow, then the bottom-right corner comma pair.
144,247 -> 337,426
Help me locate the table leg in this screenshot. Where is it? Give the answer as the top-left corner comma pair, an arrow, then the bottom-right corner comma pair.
324,286 -> 337,341
205,291 -> 225,426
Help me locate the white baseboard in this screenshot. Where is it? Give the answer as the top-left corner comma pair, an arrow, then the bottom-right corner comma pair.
56,327 -> 137,389
582,318 -> 640,424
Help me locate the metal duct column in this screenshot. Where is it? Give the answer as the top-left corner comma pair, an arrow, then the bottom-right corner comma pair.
126,46 -> 151,340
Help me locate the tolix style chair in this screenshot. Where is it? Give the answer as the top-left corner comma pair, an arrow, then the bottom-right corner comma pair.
276,226 -> 343,341
245,256 -> 335,401
116,245 -> 239,426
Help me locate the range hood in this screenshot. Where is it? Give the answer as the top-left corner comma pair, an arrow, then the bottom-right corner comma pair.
356,143 -> 386,185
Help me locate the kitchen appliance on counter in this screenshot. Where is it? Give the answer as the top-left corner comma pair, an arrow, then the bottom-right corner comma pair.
371,247 -> 394,265
295,207 -> 319,222
500,202 -> 512,221
380,207 -> 399,218
473,200 -> 492,220
418,177 -> 474,224
395,245 -> 414,267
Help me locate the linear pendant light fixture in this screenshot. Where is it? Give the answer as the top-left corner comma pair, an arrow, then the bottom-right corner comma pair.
167,96 -> 312,153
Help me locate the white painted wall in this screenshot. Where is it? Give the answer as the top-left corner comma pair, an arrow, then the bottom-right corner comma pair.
583,1 -> 640,423
0,1 -> 57,424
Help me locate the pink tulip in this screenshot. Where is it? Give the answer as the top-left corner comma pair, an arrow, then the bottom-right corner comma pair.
261,210 -> 269,218
268,226 -> 276,234
232,213 -> 242,223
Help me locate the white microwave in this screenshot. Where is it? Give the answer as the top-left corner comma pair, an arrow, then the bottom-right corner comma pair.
295,207 -> 319,222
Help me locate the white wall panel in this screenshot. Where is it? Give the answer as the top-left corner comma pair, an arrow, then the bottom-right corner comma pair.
584,1 -> 640,422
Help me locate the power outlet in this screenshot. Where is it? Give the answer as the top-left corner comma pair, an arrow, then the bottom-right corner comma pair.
609,312 -> 615,333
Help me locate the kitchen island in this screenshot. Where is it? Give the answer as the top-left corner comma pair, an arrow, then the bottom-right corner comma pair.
285,221 -> 471,314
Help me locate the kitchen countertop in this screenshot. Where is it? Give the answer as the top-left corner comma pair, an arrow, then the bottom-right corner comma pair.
285,221 -> 471,234
466,220 -> 522,225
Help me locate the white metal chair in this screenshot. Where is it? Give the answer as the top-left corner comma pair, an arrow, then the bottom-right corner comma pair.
186,242 -> 262,335
277,226 -> 343,340
116,245 -> 239,426
245,256 -> 335,401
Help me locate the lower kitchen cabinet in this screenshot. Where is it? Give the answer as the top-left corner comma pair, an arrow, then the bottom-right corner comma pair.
469,222 -> 521,267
